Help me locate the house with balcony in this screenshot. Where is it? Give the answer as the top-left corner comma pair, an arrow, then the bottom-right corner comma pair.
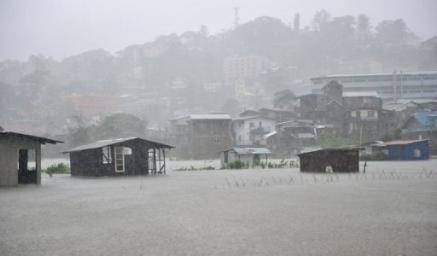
231,116 -> 276,146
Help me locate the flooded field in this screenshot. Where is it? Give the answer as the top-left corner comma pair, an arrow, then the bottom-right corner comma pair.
1,160 -> 437,256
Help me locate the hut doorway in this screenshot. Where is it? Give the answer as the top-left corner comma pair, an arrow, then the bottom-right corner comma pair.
18,149 -> 37,184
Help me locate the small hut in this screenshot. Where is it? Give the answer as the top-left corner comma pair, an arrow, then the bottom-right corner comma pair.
298,148 -> 359,173
220,146 -> 271,167
0,131 -> 62,186
64,137 -> 173,176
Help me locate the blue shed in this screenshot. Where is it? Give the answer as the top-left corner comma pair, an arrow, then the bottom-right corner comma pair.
382,140 -> 429,160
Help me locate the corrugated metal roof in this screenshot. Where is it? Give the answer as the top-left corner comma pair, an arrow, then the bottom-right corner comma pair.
232,115 -> 276,122
343,91 -> 379,97
0,132 -> 62,144
189,114 -> 231,120
298,147 -> 359,156
414,111 -> 437,127
224,146 -> 271,155
64,137 -> 173,153
382,139 -> 428,146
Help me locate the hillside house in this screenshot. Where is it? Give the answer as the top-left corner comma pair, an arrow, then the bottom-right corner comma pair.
401,111 -> 437,154
232,116 -> 276,145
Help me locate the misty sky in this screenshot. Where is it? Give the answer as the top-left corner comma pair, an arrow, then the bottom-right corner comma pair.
1,0 -> 436,61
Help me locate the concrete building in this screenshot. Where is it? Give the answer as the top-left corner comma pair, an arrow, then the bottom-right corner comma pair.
232,116 -> 276,145
223,55 -> 265,82
311,71 -> 437,101
343,92 -> 384,142
0,132 -> 61,186
170,114 -> 232,159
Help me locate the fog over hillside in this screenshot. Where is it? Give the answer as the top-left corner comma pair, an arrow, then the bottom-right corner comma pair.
1,0 -> 436,60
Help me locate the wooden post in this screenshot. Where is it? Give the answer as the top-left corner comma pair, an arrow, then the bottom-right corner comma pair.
163,149 -> 166,175
153,148 -> 156,175
158,147 -> 162,174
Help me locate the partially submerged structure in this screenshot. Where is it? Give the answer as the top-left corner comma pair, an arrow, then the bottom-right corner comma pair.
381,140 -> 429,160
298,148 -> 359,173
64,137 -> 173,177
220,146 -> 271,167
170,114 -> 232,159
0,131 -> 62,186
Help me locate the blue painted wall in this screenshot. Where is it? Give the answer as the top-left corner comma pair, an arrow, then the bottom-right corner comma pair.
387,141 -> 429,160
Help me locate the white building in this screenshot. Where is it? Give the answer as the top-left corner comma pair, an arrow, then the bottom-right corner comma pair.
311,71 -> 437,101
232,116 -> 276,145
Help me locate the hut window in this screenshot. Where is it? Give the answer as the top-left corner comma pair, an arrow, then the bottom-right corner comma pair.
102,146 -> 112,164
122,147 -> 132,155
414,149 -> 421,158
115,147 -> 125,172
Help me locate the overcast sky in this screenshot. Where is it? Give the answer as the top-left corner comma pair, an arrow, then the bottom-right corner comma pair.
1,0 -> 436,61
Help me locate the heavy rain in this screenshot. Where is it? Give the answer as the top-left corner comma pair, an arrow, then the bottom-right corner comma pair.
1,0 -> 437,255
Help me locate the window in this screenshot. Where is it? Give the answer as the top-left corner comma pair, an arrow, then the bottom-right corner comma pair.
414,149 -> 421,158
114,147 -> 125,172
368,110 -> 375,118
249,122 -> 255,128
102,146 -> 112,164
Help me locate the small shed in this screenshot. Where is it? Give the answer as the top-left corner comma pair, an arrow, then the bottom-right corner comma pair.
220,146 -> 271,167
0,131 -> 62,186
64,137 -> 173,177
298,148 -> 359,173
382,139 -> 429,160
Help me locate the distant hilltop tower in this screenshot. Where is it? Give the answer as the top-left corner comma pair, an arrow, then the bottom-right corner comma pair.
234,7 -> 240,28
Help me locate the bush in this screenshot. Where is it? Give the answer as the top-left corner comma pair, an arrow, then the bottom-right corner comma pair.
45,163 -> 70,177
227,160 -> 246,169
360,152 -> 388,161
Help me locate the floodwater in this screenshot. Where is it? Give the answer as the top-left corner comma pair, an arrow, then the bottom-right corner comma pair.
1,160 -> 437,255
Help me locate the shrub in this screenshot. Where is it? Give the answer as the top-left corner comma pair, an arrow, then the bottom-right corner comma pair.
227,160 -> 246,169
360,152 -> 388,161
45,163 -> 70,177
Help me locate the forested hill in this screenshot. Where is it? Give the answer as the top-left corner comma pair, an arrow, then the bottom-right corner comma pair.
1,11 -> 436,134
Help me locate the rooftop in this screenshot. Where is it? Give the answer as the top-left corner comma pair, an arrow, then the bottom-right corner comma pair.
382,139 -> 429,146
64,137 -> 173,153
311,71 -> 437,80
0,131 -> 62,144
343,91 -> 379,97
223,146 -> 272,155
189,114 -> 231,120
